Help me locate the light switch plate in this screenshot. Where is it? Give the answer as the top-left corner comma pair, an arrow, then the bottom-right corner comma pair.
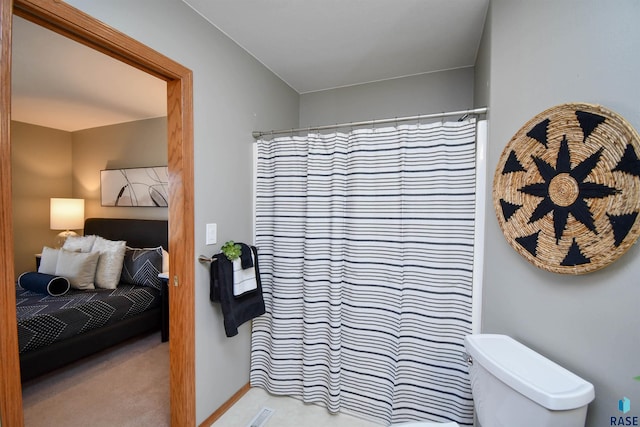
206,223 -> 217,245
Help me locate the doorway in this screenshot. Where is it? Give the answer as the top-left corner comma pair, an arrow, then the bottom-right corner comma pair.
0,1 -> 195,426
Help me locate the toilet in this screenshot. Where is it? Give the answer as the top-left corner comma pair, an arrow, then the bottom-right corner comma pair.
391,334 -> 595,427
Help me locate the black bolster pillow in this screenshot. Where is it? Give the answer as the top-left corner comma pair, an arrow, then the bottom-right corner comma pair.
18,272 -> 70,297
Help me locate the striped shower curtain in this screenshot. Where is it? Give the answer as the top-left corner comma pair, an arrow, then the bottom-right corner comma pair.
251,119 -> 478,426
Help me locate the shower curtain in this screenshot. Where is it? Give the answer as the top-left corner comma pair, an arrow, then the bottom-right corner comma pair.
251,119 -> 478,426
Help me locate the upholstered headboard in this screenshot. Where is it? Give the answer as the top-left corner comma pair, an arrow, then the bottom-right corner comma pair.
84,218 -> 168,250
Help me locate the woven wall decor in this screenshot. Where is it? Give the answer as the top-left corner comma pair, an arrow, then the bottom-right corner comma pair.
493,103 -> 640,274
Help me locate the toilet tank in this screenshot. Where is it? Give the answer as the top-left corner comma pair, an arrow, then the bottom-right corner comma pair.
464,334 -> 594,427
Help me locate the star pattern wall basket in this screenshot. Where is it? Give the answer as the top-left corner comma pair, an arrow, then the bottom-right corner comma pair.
493,103 -> 640,274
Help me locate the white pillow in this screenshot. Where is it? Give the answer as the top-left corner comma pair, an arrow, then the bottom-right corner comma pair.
55,249 -> 100,290
38,246 -> 60,275
63,235 -> 97,253
92,236 -> 126,289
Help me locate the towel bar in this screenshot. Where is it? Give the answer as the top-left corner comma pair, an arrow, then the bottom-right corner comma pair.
198,254 -> 217,263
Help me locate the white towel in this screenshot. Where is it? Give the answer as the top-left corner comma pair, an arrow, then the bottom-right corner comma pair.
232,251 -> 257,297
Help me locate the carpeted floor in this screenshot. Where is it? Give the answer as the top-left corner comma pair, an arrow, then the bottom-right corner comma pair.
22,331 -> 169,427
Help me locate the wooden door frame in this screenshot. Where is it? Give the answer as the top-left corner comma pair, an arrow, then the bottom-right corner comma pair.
0,1 -> 195,426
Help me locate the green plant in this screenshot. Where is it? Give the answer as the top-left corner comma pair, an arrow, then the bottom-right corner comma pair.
221,240 -> 241,261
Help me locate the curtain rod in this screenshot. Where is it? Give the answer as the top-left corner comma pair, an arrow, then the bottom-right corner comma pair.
252,107 -> 487,140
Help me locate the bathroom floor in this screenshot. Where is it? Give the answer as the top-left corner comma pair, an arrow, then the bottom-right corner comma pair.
210,387 -> 382,427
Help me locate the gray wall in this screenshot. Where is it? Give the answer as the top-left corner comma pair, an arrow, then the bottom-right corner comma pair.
63,0 -> 299,423
482,1 -> 640,426
72,117 -> 168,220
300,68 -> 475,127
11,122 -> 73,277
473,1 -> 490,110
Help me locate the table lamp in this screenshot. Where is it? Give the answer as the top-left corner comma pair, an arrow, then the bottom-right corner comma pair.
50,198 -> 85,247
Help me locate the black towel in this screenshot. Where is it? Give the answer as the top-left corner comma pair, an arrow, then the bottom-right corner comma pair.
239,243 -> 254,269
210,245 -> 265,337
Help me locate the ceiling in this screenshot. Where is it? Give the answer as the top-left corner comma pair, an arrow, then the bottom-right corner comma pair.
11,16 -> 167,132
11,1 -> 489,131
183,0 -> 489,93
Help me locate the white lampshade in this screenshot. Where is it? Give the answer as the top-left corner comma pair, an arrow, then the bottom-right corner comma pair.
50,198 -> 85,230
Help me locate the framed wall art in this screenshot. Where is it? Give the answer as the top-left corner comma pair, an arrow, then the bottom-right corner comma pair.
101,166 -> 169,207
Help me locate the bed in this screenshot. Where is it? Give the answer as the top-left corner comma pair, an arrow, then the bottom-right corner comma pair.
16,217 -> 169,382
